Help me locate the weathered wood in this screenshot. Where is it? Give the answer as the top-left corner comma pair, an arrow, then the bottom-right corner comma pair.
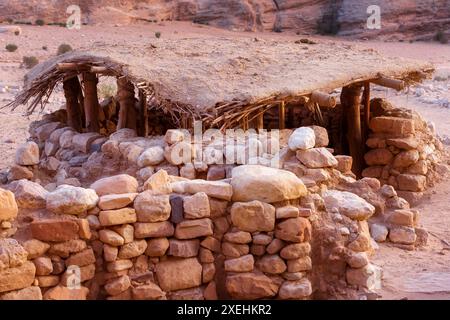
278,101 -> 286,129
371,77 -> 405,91
138,89 -> 148,137
256,111 -> 264,131
62,76 -> 83,132
363,82 -> 371,145
117,78 -> 136,130
90,66 -> 115,76
310,91 -> 336,108
82,72 -> 100,133
57,63 -> 89,72
341,84 -> 364,177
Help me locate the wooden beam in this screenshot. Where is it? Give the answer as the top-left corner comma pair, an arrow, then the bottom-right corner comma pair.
341,84 -> 364,177
62,76 -> 83,132
90,66 -> 115,76
278,101 -> 286,129
310,91 -> 336,108
82,72 -> 100,133
371,77 -> 405,91
363,82 -> 371,145
57,63 -> 90,72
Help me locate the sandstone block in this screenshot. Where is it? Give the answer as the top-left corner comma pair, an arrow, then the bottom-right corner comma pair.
15,141 -> 39,165
98,193 -> 138,210
183,192 -> 210,219
169,239 -> 200,258
90,174 -> 138,196
231,165 -> 306,203
31,219 -> 80,242
99,208 -> 137,226
135,221 -> 174,239
275,217 -> 311,243
175,218 -> 213,239
46,185 -> 98,215
134,192 -> 171,222
230,200 -> 275,232
224,254 -> 254,272
156,258 -> 202,292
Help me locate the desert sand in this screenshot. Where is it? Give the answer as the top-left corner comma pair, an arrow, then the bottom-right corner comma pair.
1,21 -> 450,299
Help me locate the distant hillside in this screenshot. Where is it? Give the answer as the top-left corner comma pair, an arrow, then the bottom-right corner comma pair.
0,0 -> 449,40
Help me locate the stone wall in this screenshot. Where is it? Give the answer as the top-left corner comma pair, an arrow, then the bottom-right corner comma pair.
3,103 -> 449,299
363,101 -> 447,205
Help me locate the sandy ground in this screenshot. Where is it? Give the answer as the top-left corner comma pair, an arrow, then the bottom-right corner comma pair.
1,22 -> 450,300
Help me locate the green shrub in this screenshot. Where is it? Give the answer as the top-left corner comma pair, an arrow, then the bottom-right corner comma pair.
57,43 -> 73,55
35,19 -> 45,26
155,31 -> 161,39
5,44 -> 18,52
23,56 -> 39,69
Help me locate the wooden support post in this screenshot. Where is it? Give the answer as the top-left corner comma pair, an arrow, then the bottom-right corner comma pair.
82,72 -> 100,133
279,101 -> 286,129
62,76 -> 83,132
241,116 -> 249,131
363,82 -> 371,145
138,89 -> 148,137
256,111 -> 264,131
117,78 -> 136,130
341,84 -> 364,177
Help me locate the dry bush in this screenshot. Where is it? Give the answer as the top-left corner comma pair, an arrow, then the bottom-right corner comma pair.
23,56 -> 39,69
98,82 -> 118,99
5,44 -> 18,52
57,43 -> 73,55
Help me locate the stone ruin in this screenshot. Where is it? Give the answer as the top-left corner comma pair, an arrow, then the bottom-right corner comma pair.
1,101 -> 448,300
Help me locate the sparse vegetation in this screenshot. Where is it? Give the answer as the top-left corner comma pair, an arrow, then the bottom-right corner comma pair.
42,45 -> 48,51
14,30 -> 20,36
5,44 -> 18,52
57,44 -> 73,55
22,56 -> 39,69
35,19 -> 45,26
98,82 -> 118,99
155,31 -> 162,39
435,31 -> 448,44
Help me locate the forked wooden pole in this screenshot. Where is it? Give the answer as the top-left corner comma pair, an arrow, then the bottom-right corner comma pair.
363,82 -> 371,145
341,84 -> 364,177
82,72 -> 100,133
117,78 -> 136,130
279,101 -> 286,129
62,76 -> 83,132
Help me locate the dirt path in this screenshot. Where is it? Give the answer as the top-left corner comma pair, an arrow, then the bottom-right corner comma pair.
373,175 -> 450,300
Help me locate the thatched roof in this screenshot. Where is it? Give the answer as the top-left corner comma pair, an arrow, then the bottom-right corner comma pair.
6,37 -> 434,129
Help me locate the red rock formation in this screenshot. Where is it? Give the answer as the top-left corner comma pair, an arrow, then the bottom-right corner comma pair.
0,0 -> 448,39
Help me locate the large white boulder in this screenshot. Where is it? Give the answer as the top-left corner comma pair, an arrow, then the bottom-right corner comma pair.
323,190 -> 375,221
288,127 -> 316,151
231,165 -> 307,203
46,185 -> 98,215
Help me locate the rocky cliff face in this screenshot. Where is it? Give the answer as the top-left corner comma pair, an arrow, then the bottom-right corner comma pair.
0,0 -> 448,39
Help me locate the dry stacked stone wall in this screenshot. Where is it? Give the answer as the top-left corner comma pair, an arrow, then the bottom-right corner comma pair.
363,105 -> 448,205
